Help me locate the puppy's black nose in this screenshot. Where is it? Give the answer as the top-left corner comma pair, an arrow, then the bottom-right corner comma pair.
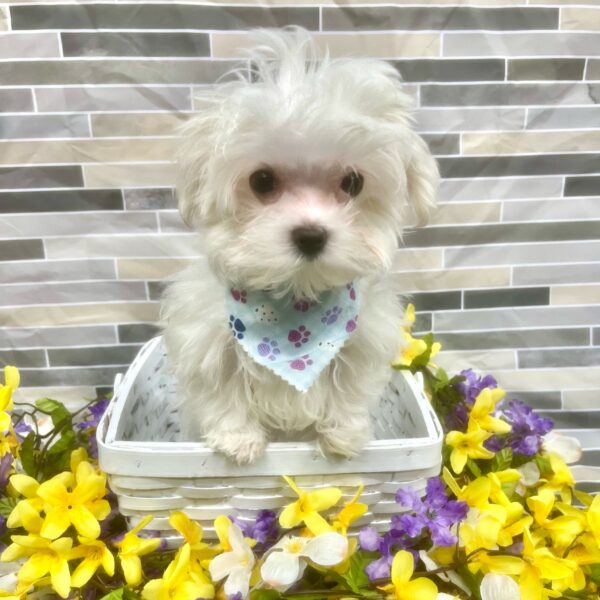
291,226 -> 328,258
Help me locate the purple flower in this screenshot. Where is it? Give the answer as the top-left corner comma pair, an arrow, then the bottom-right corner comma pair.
76,398 -> 110,431
395,478 -> 468,547
456,369 -> 497,405
0,453 -> 13,491
484,435 -> 506,453
502,400 -> 553,457
231,510 -> 278,553
359,524 -> 419,580
13,421 -> 32,442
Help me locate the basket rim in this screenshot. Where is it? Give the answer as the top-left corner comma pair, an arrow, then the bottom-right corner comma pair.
97,336 -> 444,477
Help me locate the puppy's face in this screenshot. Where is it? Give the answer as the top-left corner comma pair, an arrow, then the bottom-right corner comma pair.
178,31 -> 439,297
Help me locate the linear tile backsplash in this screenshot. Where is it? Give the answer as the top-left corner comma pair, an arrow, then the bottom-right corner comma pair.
0,1 -> 599,480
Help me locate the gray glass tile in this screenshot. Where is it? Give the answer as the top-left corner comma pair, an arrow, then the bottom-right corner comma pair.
0,114 -> 90,139
20,366 -> 123,387
0,89 -> 34,113
406,291 -> 461,312
519,348 -> 600,369
36,86 -> 191,112
438,154 -> 600,178
0,190 -> 122,212
435,328 -> 589,350
565,176 -> 600,197
0,349 -> 46,368
422,133 -> 459,155
394,59 -> 504,82
62,32 -> 210,57
0,166 -> 83,190
405,221 -> 600,248
118,324 -> 159,344
505,391 -> 561,410
421,83 -> 599,107
0,326 -> 116,349
48,345 -> 141,367
508,58 -> 585,81
0,60 -> 235,85
0,239 -> 44,261
124,189 -> 176,210
0,281 -> 147,307
514,264 -> 600,286
322,7 -> 557,31
527,107 -> 600,130
464,287 -> 550,309
537,410 -> 600,430
0,259 -> 115,285
11,4 -> 319,31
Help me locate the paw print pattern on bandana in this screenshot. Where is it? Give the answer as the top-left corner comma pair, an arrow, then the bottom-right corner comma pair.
321,305 -> 342,325
288,325 -> 311,348
293,298 -> 316,313
257,337 -> 281,361
228,315 -> 246,339
346,314 -> 358,333
290,354 -> 313,371
231,289 -> 247,304
346,283 -> 356,301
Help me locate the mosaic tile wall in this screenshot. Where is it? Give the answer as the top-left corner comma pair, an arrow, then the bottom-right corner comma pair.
0,1 -> 599,479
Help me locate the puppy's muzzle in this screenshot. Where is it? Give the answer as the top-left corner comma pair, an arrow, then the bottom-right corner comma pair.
291,225 -> 328,259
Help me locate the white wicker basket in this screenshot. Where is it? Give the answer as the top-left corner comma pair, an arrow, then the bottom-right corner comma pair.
97,336 -> 443,541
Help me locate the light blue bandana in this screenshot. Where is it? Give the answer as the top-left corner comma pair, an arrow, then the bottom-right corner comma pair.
225,283 -> 360,392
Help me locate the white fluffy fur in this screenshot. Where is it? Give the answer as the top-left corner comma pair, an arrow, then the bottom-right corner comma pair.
161,28 -> 439,464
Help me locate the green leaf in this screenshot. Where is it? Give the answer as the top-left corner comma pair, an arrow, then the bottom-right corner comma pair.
535,455 -> 552,478
589,564 -> 600,585
340,551 -> 372,594
492,447 -> 513,472
466,459 -> 482,478
99,588 -> 140,600
39,430 -> 76,479
0,496 -> 17,518
19,432 -> 36,477
35,398 -> 73,432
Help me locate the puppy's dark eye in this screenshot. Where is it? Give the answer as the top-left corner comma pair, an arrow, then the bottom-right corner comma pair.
340,171 -> 364,197
249,169 -> 277,196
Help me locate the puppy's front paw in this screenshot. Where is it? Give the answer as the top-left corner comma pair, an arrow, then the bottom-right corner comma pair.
317,425 -> 371,460
207,427 -> 267,465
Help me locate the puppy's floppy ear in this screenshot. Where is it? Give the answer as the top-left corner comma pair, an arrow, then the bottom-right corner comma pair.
405,132 -> 439,227
176,95 -> 224,229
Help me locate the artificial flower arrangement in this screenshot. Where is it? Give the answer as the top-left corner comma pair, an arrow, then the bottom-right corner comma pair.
0,305 -> 599,600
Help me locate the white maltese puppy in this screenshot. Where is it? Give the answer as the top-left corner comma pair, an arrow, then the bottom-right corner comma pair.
161,28 -> 438,464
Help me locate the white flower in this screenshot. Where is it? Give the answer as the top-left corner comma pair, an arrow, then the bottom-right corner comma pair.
261,532 -> 348,589
436,594 -> 458,600
517,461 -> 541,490
480,573 -> 520,600
208,523 -> 255,599
543,431 -> 582,464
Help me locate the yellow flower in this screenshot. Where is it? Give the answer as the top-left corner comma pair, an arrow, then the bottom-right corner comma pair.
540,454 -> 575,503
0,581 -> 31,600
443,468 -> 491,510
279,476 -> 342,535
169,510 -> 216,570
70,537 -> 115,588
526,488 -> 556,526
404,303 -> 416,328
8,535 -> 72,599
37,460 -> 110,539
393,331 -> 428,368
467,388 -> 511,435
586,493 -> 600,545
0,366 -> 19,433
6,474 -> 46,532
519,526 -> 577,600
445,429 -> 494,474
332,485 -> 368,535
114,515 -> 162,587
380,551 -> 437,600
142,544 -> 214,600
